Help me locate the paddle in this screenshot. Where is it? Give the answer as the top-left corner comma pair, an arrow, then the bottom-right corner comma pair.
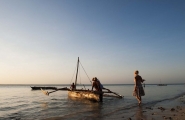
41,88 -> 50,96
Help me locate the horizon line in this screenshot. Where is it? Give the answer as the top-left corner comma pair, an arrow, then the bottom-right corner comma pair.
0,83 -> 185,85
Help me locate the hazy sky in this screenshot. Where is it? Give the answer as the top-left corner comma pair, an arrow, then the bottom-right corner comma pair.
0,0 -> 185,84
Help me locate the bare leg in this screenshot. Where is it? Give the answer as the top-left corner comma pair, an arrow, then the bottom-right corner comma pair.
138,96 -> 142,106
140,96 -> 142,103
136,94 -> 141,105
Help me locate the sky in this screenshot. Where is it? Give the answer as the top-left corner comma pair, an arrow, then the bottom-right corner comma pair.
0,0 -> 185,84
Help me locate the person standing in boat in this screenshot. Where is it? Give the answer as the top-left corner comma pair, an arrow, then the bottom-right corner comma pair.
92,77 -> 103,102
70,83 -> 75,90
133,70 -> 145,105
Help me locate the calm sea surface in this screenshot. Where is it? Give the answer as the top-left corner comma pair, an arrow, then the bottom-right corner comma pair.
0,84 -> 185,120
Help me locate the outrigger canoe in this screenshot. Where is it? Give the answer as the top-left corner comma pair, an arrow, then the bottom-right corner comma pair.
41,57 -> 123,102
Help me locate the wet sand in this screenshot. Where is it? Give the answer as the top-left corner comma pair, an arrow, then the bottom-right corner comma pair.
44,95 -> 185,120
107,94 -> 185,120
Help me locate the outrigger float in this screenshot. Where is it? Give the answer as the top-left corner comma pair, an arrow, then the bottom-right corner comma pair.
41,57 -> 123,102
30,86 -> 57,90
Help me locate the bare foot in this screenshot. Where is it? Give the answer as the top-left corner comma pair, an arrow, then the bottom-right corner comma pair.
138,101 -> 141,106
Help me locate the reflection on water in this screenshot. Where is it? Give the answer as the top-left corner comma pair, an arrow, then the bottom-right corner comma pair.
135,106 -> 147,120
0,85 -> 185,119
40,102 -> 48,109
67,95 -> 102,113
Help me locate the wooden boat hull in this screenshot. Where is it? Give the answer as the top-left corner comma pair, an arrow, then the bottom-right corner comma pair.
68,90 -> 99,102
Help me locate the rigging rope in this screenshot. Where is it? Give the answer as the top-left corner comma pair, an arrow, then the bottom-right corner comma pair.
69,59 -> 92,88
70,65 -> 77,85
79,61 -> 92,84
79,66 -> 81,85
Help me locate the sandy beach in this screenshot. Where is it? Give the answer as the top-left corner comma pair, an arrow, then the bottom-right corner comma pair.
134,95 -> 185,120
44,94 -> 185,120
105,94 -> 185,120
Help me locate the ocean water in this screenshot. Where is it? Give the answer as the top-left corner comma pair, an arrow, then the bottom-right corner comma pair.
0,84 -> 185,120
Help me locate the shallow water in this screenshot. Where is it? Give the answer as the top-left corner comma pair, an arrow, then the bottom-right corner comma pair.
0,84 -> 185,120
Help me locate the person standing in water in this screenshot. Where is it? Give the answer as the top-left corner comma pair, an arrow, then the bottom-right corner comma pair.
134,70 -> 145,105
94,77 -> 110,91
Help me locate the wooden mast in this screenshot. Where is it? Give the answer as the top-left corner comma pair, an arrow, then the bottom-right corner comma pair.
74,57 -> 79,89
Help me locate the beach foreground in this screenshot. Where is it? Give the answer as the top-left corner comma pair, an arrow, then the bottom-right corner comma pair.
105,94 -> 185,120
1,85 -> 185,120
44,94 -> 185,120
